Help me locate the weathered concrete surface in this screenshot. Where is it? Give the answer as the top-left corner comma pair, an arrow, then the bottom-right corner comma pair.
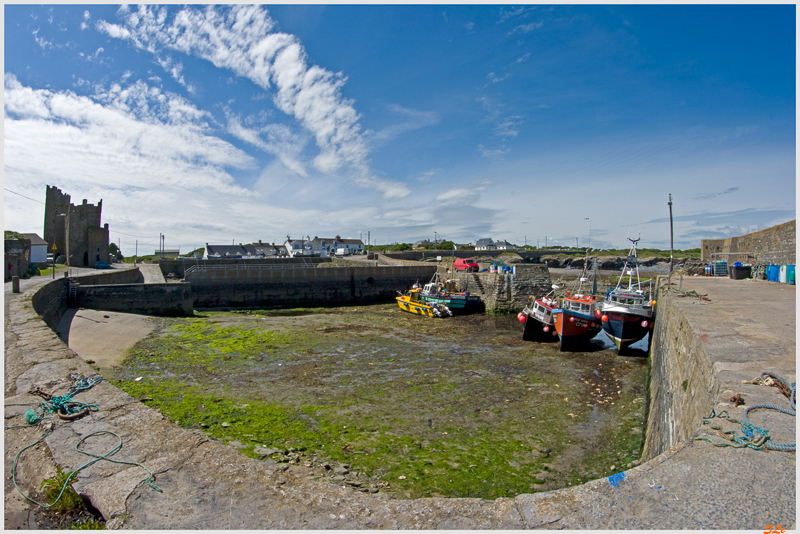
137,263 -> 166,284
59,309 -> 159,367
4,273 -> 795,529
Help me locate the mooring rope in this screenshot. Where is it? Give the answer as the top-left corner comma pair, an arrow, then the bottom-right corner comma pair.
695,372 -> 795,451
5,373 -> 162,509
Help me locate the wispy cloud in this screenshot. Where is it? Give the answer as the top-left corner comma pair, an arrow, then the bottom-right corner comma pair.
478,144 -> 509,158
498,6 -> 534,24
509,21 -> 543,35
370,103 -> 439,145
693,187 -> 740,200
96,5 -> 409,200
32,28 -> 52,50
487,72 -> 512,84
225,111 -> 309,177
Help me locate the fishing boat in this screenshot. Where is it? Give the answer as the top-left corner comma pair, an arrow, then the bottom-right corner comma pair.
396,288 -> 453,317
551,253 -> 603,350
417,273 -> 482,313
598,237 -> 655,353
518,285 -> 560,342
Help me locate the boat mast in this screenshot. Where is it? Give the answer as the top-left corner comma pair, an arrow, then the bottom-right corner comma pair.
617,236 -> 642,291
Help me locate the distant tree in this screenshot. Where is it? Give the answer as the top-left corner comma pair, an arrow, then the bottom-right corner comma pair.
108,242 -> 124,260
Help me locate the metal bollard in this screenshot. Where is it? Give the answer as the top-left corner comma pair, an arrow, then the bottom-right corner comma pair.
12,276 -> 20,293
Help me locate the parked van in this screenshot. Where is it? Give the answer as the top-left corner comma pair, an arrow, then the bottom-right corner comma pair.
454,258 -> 479,272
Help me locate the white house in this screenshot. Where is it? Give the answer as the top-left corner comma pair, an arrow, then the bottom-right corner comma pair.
494,240 -> 516,251
284,235 -> 365,257
21,233 -> 48,263
475,238 -> 495,251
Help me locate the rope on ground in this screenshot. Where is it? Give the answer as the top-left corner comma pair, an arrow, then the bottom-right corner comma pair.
696,372 -> 795,451
5,373 -> 163,510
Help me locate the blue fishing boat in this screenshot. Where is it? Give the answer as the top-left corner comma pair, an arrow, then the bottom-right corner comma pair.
598,237 -> 655,353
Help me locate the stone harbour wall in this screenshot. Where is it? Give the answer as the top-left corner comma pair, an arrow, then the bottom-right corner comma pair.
159,257 -> 331,278
701,219 -> 796,264
448,264 -> 552,312
186,265 -> 437,308
642,279 -> 717,460
75,282 -> 194,316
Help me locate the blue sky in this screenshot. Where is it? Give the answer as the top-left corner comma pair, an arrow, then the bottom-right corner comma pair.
4,4 -> 795,256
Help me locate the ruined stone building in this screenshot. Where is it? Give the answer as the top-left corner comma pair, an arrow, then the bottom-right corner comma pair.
43,185 -> 109,266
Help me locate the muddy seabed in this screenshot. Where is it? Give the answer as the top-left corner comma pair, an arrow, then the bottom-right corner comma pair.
106,303 -> 648,500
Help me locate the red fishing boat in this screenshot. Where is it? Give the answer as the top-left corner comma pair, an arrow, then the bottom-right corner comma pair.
551,252 -> 603,350
552,291 -> 603,350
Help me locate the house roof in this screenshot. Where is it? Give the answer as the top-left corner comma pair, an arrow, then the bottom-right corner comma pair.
495,240 -> 514,247
206,244 -> 247,257
20,233 -> 48,246
475,238 -> 495,247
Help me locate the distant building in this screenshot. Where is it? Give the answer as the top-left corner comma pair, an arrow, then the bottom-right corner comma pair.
20,233 -> 48,263
475,238 -> 495,251
284,235 -> 364,257
494,240 -> 516,251
4,235 -> 30,282
413,239 -> 434,249
43,186 -> 109,266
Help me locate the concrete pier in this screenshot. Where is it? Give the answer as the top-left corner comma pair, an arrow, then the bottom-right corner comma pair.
4,272 -> 795,529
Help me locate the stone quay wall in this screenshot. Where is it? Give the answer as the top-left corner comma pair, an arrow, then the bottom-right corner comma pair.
186,265 -> 437,308
74,283 -> 194,316
642,278 -> 717,460
701,219 -> 796,264
30,267 -> 142,330
158,257 -> 331,278
448,264 -> 552,312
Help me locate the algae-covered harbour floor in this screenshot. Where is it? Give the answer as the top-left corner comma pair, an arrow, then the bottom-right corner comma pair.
104,304 -> 648,500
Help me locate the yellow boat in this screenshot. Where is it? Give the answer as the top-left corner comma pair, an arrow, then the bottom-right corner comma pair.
396,288 -> 452,317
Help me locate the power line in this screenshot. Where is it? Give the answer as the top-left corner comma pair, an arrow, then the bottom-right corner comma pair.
108,229 -> 154,239
4,188 -> 45,205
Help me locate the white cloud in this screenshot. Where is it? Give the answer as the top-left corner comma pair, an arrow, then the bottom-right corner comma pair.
478,144 -> 509,158
509,22 -> 543,35
435,187 -> 481,205
370,104 -> 439,145
95,5 -> 408,199
226,113 -> 309,177
487,72 -> 512,84
32,28 -> 52,50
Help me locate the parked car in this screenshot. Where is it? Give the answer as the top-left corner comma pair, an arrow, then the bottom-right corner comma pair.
454,258 -> 479,272
94,261 -> 111,269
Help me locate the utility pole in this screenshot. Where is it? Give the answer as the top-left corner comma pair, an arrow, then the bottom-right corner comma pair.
585,217 -> 591,250
668,193 -> 674,273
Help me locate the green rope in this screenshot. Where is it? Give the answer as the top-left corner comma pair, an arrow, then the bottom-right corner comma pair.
5,373 -> 162,509
695,373 -> 796,451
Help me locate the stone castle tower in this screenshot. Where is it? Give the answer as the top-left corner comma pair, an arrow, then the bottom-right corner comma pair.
43,185 -> 109,266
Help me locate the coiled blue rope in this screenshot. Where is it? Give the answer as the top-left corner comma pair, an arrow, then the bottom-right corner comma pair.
5,373 -> 162,509
741,372 -> 796,452
696,371 -> 795,451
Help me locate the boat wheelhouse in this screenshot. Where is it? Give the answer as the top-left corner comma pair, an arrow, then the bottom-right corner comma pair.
552,292 -> 603,350
599,237 -> 655,353
396,288 -> 453,318
518,286 -> 560,342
